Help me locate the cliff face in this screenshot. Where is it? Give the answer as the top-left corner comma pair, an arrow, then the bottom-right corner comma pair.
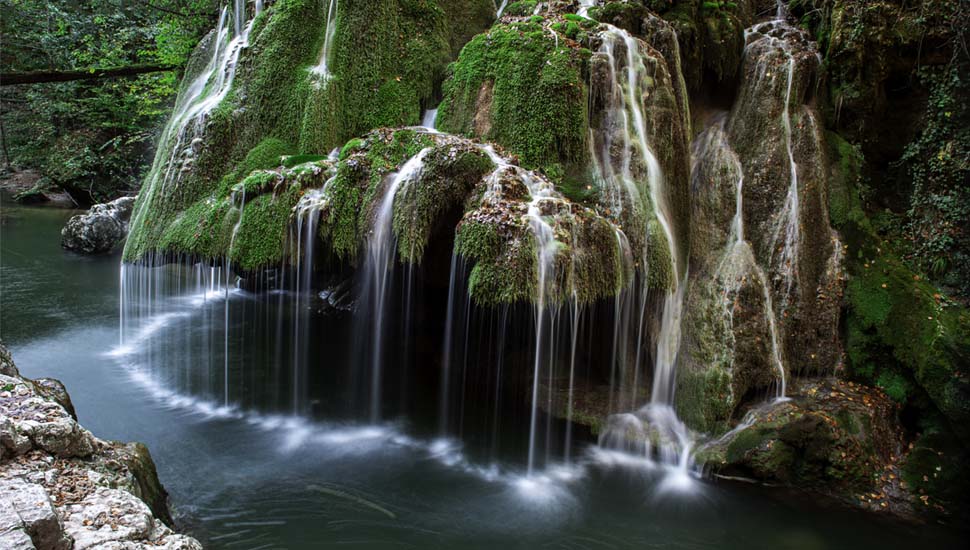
0,343 -> 201,550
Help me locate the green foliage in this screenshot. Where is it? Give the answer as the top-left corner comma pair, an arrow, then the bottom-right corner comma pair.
826,130 -> 970,446
0,0 -> 217,203
898,63 -> 970,298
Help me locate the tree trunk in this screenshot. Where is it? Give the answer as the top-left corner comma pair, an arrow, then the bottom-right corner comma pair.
1,64 -> 179,86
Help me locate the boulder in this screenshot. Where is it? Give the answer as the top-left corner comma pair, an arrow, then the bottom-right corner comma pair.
0,476 -> 73,550
697,378 -> 918,516
61,196 -> 136,254
0,342 -> 202,549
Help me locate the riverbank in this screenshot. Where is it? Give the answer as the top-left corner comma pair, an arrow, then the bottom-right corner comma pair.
1,342 -> 202,549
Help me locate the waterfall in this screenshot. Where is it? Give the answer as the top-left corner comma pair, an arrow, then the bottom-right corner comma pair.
311,0 -> 339,80
421,108 -> 438,131
439,254 -> 462,435
577,0 -> 595,18
585,20 -> 692,478
698,116 -> 788,400
128,0 -> 263,251
359,149 -> 430,422
768,33 -> 801,304
475,145 -> 571,474
292,184 -> 333,413
224,186 -> 248,406
495,0 -> 509,18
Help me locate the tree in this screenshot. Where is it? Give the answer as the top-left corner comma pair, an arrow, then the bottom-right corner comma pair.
0,0 -> 217,203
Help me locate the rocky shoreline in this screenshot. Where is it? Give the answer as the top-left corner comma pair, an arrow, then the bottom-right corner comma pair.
0,343 -> 201,549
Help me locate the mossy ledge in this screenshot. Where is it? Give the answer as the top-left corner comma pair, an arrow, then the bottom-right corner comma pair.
125,125 -> 652,308
125,0 -> 495,267
437,18 -> 591,189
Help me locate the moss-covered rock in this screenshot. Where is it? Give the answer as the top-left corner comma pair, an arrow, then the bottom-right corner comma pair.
727,18 -> 843,377
676,13 -> 844,433
437,19 -> 590,184
826,131 -> 970,448
698,378 -> 918,516
126,0 -> 494,266
589,0 -> 750,93
791,1 -> 968,300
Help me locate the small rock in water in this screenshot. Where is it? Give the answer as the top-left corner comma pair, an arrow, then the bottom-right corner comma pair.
60,195 -> 137,254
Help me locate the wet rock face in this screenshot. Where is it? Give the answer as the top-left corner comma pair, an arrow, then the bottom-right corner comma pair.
677,11 -> 846,434
61,196 -> 137,254
0,342 -> 201,549
698,378 -> 916,516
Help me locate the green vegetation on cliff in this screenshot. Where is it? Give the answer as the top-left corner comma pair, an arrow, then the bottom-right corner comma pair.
438,20 -> 590,185
0,0 -> 216,204
827,130 -> 970,516
124,0 -> 495,266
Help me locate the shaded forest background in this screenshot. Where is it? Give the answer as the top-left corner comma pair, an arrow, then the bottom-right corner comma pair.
0,0 -> 217,204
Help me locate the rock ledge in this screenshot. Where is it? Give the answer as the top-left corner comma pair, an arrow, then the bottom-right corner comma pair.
0,342 -> 201,549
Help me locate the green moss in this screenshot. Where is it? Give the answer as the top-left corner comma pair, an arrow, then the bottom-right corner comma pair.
318,155 -> 366,261
726,427 -> 769,463
900,418 -> 970,517
457,217 -> 539,306
339,138 -> 365,160
827,131 -> 970,445
393,145 -> 495,262
504,1 -> 537,17
229,186 -> 303,270
315,129 -> 436,263
282,154 -> 330,168
156,196 -> 234,260
438,22 -> 589,180
676,364 -> 733,434
647,222 -> 673,290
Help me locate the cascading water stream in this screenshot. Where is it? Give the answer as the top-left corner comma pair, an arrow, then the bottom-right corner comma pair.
128,0 -> 263,253
310,0 -> 339,80
360,149 -> 430,422
475,146 -> 567,475
583,14 -> 692,478
291,181 -> 334,413
698,116 -> 788,401
743,5 -> 804,309
223,186 -> 248,406
421,108 -> 438,131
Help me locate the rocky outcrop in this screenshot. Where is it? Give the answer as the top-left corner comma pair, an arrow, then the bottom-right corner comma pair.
61,196 -> 136,254
696,378 -> 920,516
0,342 -> 201,550
124,0 -> 496,266
675,12 -> 845,433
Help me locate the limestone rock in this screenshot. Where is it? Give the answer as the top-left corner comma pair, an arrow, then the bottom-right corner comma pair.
63,487 -> 199,550
0,476 -> 72,550
0,343 -> 202,549
0,344 -> 19,377
61,196 -> 136,254
697,378 -> 915,516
